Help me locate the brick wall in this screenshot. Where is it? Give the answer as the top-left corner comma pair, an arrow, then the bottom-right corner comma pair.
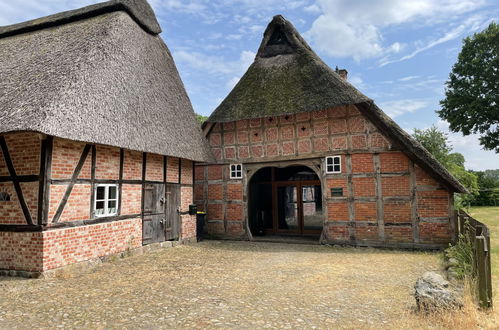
51,139 -> 91,179
0,133 -> 41,225
146,153 -> 163,182
0,218 -> 142,273
199,106 -> 455,246
0,231 -> 44,272
194,164 -> 244,238
1,133 -> 197,271
206,105 -> 391,163
42,218 -> 142,271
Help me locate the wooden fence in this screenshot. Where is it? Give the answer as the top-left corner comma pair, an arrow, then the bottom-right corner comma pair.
456,210 -> 493,309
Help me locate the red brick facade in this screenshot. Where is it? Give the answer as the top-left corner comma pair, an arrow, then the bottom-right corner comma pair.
0,133 -> 197,273
197,105 -> 456,247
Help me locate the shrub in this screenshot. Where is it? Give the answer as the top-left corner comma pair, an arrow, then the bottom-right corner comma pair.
445,232 -> 473,280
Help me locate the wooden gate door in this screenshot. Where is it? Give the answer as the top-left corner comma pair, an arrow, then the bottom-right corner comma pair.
142,183 -> 166,245
165,183 -> 180,241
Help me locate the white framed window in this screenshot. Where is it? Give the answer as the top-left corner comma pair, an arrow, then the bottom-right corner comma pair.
230,164 -> 243,179
325,156 -> 341,174
94,184 -> 119,217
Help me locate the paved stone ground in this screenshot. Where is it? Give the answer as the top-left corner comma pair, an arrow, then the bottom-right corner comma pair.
0,241 -> 442,329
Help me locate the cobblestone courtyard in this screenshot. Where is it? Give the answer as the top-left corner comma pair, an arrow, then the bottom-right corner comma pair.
0,241 -> 442,329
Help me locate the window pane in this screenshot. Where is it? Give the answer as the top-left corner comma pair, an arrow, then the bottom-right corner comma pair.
327,165 -> 334,172
237,165 -> 241,171
96,187 -> 105,200
96,201 -> 105,214
327,157 -> 333,165
334,157 -> 340,165
108,186 -> 117,199
334,165 -> 341,172
108,200 -> 117,214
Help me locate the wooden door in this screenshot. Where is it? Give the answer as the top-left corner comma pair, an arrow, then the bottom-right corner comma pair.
142,183 -> 166,245
274,181 -> 323,236
165,183 -> 180,241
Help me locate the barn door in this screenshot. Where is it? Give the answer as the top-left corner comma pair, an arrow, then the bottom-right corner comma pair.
142,183 -> 166,245
165,184 -> 180,241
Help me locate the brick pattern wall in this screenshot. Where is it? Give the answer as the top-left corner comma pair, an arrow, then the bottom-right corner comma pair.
48,184 -> 91,222
0,133 -> 41,224
0,182 -> 37,224
207,105 -> 390,163
325,152 -> 452,245
123,150 -> 142,180
2,133 -> 40,176
95,145 -> 120,180
41,218 -> 142,271
199,106 -> 454,246
0,231 -> 44,272
167,157 -> 179,183
1,133 -> 197,272
51,139 -> 92,179
146,153 -> 163,182
194,165 -> 244,238
121,184 -> 142,215
0,218 -> 142,272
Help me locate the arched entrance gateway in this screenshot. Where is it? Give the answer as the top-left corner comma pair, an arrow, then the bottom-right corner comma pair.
248,165 -> 324,239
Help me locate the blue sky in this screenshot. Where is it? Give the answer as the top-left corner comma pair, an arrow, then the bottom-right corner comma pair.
1,0 -> 498,170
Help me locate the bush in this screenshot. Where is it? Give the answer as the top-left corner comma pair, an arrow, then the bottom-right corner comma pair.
445,233 -> 473,280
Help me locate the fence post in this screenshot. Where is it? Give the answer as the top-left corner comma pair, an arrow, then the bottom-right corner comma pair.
475,236 -> 492,309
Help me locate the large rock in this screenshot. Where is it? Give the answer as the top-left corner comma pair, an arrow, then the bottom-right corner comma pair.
414,271 -> 463,311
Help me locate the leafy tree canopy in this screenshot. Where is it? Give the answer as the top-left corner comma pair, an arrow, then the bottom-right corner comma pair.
196,113 -> 208,124
412,126 -> 479,206
438,22 -> 499,152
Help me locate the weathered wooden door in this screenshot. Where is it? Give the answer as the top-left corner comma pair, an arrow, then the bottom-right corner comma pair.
165,184 -> 180,241
142,183 -> 166,245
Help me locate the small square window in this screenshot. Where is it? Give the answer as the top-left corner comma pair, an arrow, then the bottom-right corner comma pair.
325,156 -> 341,174
230,164 -> 243,179
94,184 -> 119,217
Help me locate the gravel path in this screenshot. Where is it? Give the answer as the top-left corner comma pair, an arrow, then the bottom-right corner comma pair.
0,240 -> 442,329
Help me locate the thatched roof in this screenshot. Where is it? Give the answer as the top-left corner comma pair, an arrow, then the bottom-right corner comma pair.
0,0 -> 212,162
207,15 -> 467,193
207,15 -> 370,123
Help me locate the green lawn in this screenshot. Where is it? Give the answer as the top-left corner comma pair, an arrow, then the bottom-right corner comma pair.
468,206 -> 499,309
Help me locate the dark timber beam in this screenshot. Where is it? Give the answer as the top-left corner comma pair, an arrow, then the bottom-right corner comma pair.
0,136 -> 34,225
38,136 -> 53,225
410,161 -> 419,243
373,153 -> 385,241
118,149 -> 124,216
0,175 -> 39,183
52,144 -> 91,223
89,145 -> 96,219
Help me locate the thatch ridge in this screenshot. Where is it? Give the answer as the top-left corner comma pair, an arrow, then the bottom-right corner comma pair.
0,3 -> 212,162
207,15 -> 370,123
0,0 -> 161,38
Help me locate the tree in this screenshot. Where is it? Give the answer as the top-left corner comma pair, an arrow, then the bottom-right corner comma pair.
412,126 -> 479,206
196,113 -> 208,124
470,171 -> 499,206
438,22 -> 499,152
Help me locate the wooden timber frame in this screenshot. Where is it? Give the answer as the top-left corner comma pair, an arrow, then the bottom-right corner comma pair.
0,134 -> 193,240
196,151 -> 454,249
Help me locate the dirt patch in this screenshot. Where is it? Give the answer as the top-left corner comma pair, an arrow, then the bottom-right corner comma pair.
0,241 -> 443,328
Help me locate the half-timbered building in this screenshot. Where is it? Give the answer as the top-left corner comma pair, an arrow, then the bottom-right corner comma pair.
0,0 -> 211,275
196,15 -> 467,248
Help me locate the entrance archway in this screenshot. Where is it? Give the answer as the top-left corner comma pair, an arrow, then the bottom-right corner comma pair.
248,166 -> 323,237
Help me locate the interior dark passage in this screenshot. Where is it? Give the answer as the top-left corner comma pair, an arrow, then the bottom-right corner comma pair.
249,166 -> 323,238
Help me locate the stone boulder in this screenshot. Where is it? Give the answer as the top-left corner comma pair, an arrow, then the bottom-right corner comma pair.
414,271 -> 463,311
